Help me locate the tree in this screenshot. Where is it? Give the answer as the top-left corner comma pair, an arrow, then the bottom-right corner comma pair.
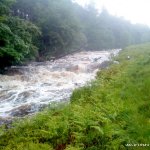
13,0 -> 86,57
0,0 -> 40,70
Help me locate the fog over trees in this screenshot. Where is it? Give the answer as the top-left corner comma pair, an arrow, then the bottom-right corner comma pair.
1,0 -> 150,70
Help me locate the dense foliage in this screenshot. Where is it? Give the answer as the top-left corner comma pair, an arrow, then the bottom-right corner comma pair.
0,0 -> 40,71
0,43 -> 150,149
12,0 -> 86,58
1,0 -> 150,69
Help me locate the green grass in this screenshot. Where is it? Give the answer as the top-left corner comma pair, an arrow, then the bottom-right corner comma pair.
0,43 -> 150,150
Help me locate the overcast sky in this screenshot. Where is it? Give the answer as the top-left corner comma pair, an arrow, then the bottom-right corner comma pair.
74,0 -> 150,26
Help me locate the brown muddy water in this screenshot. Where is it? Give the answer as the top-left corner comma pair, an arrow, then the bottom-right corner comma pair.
0,50 -> 121,120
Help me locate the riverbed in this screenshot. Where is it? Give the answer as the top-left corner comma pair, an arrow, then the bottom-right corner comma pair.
0,50 -> 121,119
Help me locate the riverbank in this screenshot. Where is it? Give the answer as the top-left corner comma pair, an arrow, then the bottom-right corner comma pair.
0,43 -> 150,150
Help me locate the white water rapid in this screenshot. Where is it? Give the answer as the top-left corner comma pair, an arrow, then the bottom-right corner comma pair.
0,50 -> 121,119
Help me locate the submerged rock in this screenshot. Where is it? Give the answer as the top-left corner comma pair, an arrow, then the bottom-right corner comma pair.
99,61 -> 111,69
9,104 -> 32,117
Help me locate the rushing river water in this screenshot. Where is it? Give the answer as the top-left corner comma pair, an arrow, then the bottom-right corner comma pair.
0,50 -> 121,119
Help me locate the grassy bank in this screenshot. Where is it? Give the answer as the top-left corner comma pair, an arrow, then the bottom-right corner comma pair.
0,43 -> 150,150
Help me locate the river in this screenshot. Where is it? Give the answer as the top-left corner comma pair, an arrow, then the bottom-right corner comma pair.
0,50 -> 121,120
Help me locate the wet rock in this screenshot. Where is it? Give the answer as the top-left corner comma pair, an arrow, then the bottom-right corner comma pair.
4,69 -> 22,76
13,91 -> 35,105
0,92 -> 17,102
18,91 -> 32,99
10,104 -> 32,117
34,62 -> 47,66
35,103 -> 48,111
41,83 -> 52,87
87,63 -> 101,72
93,57 -> 101,62
99,61 -> 111,69
87,61 -> 111,72
66,65 -> 87,73
5,66 -> 27,75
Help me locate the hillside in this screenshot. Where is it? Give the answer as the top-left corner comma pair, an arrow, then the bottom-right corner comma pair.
0,43 -> 150,150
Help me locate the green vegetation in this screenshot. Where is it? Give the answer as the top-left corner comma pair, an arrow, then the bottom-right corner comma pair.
1,0 -> 150,70
0,43 -> 150,149
0,0 -> 40,71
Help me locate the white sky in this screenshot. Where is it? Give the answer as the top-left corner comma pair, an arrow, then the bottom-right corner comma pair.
74,0 -> 150,26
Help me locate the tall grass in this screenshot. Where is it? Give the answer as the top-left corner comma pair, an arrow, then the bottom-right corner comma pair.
0,43 -> 150,150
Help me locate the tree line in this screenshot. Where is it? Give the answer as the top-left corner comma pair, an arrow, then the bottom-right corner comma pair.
1,0 -> 150,71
